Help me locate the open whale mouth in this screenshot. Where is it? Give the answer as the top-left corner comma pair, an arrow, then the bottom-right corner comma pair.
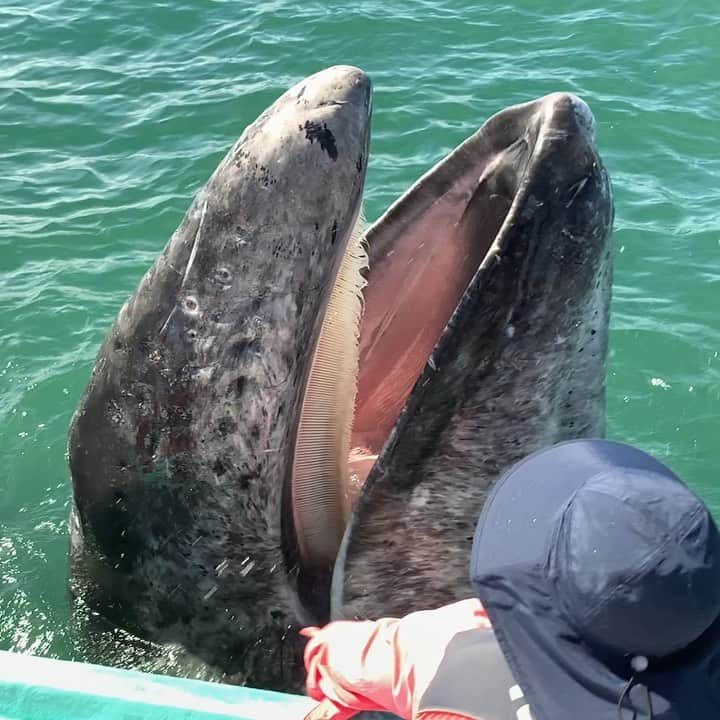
287,92 -> 598,604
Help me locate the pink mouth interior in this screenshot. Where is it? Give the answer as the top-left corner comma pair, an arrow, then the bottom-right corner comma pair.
348,152 -> 518,491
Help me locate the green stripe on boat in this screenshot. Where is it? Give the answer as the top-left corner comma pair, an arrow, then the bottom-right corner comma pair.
0,650 -> 314,719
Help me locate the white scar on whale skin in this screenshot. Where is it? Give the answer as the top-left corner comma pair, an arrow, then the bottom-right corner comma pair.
182,199 -> 208,287
159,199 -> 209,336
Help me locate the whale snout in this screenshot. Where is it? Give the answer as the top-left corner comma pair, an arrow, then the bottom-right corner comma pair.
296,65 -> 372,114
539,91 -> 598,144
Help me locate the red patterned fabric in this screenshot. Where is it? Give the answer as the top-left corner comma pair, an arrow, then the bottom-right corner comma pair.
302,599 -> 490,720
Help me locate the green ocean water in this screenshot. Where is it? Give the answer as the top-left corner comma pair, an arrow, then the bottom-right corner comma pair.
1,0 -> 719,676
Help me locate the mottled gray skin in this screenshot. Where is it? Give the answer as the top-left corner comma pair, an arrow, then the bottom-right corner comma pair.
332,93 -> 614,621
68,66 -> 371,691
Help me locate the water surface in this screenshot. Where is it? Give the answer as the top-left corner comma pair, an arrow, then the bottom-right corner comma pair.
1,0 -> 719,673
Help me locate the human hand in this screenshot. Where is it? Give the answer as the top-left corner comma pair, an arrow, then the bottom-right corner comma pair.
302,598 -> 490,720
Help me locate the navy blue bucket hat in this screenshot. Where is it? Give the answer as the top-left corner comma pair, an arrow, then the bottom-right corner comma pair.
470,438 -> 720,719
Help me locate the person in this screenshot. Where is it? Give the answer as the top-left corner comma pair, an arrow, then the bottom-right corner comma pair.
301,438 -> 720,720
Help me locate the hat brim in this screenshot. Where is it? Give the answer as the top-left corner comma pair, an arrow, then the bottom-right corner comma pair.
470,438 -> 720,720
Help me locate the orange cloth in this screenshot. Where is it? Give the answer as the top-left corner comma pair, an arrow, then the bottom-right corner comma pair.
302,598 -> 491,720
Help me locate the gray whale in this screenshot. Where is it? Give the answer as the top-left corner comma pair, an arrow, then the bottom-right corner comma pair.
68,67 -> 613,692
